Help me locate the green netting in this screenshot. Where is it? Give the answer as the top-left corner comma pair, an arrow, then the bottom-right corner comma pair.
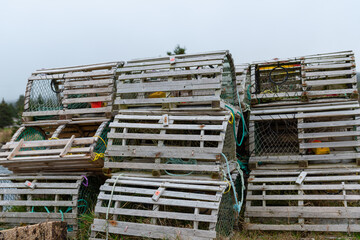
94,122 -> 110,154
216,188 -> 237,237
221,56 -> 236,106
16,127 -> 46,151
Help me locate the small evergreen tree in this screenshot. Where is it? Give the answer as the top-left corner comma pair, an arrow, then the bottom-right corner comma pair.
167,44 -> 186,56
0,99 -> 14,128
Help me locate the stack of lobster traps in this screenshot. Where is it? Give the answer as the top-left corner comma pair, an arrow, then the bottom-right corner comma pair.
0,62 -> 123,237
90,51 -> 246,240
244,50 -> 360,232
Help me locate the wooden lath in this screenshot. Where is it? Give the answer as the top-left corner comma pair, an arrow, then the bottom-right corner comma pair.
90,175 -> 227,240
245,168 -> 360,232
115,51 -> 238,111
104,114 -> 233,177
22,61 -> 124,122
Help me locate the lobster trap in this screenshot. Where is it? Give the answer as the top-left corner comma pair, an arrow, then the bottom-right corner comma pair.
115,51 -> 238,113
90,172 -> 243,240
0,173 -> 103,237
249,50 -> 357,106
245,168 -> 360,232
104,113 -> 238,178
0,120 -> 110,173
248,100 -> 360,169
22,62 -> 123,122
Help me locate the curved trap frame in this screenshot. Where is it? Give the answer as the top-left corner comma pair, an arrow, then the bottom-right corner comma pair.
115,51 -> 238,113
22,62 -> 123,122
0,173 -> 103,238
0,120 -> 110,173
90,173 -> 243,240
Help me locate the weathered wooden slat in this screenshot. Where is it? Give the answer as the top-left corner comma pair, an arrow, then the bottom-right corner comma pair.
248,184 -> 360,191
107,132 -> 223,142
305,77 -> 357,86
304,69 -> 355,78
63,96 -> 112,104
117,79 -> 221,94
63,86 -> 113,95
246,224 -> 360,232
35,62 -> 120,74
298,119 -> 360,129
97,193 -> 219,209
249,175 -> 360,183
109,122 -> 224,130
99,185 -> 219,201
246,206 -> 360,218
298,131 -> 360,139
106,146 -> 220,160
92,219 -> 216,239
29,70 -> 115,80
2,137 -> 94,149
95,206 -> 217,222
118,59 -> 224,72
300,141 -> 360,149
118,68 -> 221,80
104,162 -> 219,172
115,95 -> 219,105
303,63 -> 354,70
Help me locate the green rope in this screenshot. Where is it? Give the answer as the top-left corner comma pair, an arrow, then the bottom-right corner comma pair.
164,158 -> 197,176
225,105 -> 247,147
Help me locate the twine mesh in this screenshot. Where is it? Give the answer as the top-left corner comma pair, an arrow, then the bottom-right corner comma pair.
253,119 -> 299,156
28,79 -> 63,112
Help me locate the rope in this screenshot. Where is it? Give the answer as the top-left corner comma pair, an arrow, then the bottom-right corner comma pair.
221,153 -> 241,213
92,152 -> 105,162
235,161 -> 245,212
164,158 -> 197,176
223,180 -> 231,194
106,174 -> 122,240
225,105 -> 247,147
49,137 -> 59,140
93,135 -> 107,148
228,112 -> 234,124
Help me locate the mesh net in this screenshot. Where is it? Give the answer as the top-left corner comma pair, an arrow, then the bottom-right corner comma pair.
28,79 -> 63,112
16,127 -> 46,151
94,122 -> 111,154
253,119 -> 299,156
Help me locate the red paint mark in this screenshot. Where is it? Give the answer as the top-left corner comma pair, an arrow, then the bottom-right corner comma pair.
155,191 -> 160,196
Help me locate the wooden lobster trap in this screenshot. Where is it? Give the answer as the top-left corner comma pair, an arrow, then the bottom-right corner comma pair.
245,168 -> 360,232
115,51 -> 238,113
90,173 -> 243,240
103,113 -> 238,178
0,120 -> 110,173
248,100 -> 360,170
22,62 -> 123,122
0,174 -> 87,237
248,50 -> 357,106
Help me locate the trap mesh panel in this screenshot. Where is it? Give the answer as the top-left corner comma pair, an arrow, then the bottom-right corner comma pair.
67,94 -> 91,110
253,119 -> 299,156
27,79 -> 63,112
16,127 -> 46,141
220,55 -> 237,106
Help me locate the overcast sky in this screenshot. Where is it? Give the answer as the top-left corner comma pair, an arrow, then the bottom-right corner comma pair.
0,0 -> 359,101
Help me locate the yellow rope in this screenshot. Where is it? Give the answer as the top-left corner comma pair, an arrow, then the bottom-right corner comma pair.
223,180 -> 231,194
93,135 -> 107,148
92,152 -> 104,162
228,112 -> 234,125
49,137 -> 59,140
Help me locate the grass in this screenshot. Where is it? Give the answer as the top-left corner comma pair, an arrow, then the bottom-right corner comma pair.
0,127 -> 14,143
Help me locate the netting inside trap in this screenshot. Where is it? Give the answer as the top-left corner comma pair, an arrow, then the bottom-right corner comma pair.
28,79 -> 63,112
253,119 -> 299,156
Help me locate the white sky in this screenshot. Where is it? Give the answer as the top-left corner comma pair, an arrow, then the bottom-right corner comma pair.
0,0 -> 359,101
